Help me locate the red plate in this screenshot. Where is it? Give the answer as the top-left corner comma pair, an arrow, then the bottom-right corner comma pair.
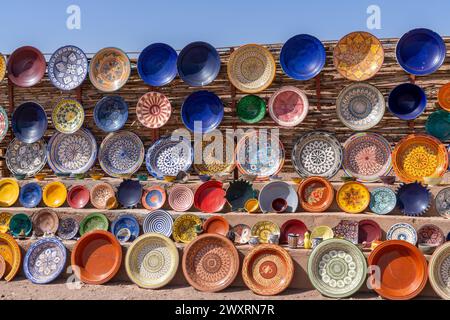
358,219 -> 382,247
67,185 -> 90,209
194,181 -> 226,213
203,216 -> 230,236
280,219 -> 308,244
368,240 -> 428,300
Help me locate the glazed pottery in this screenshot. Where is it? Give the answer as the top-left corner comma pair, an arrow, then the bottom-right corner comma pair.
181,91 -> 224,133
193,138 -> 235,176
435,187 -> 450,218
311,237 -> 323,249
268,234 -> 279,244
0,106 -> 9,143
111,215 -> 139,242
231,224 -> 251,245
90,183 -> 115,210
311,226 -> 334,240
386,223 -> 417,245
392,134 -> 448,183
0,233 -> 22,281
438,83 -> 450,111
52,99 -> 84,134
388,83 -> 427,120
0,212 -> 12,233
249,236 -> 260,246
137,43 -> 178,86
298,176 -> 334,213
203,216 -> 229,236
142,185 -> 166,211
168,185 -> 194,212
280,219 -> 308,244
177,41 -> 220,86
11,102 -> 47,143
89,47 -> 131,92
236,95 -> 266,124
280,34 -> 326,80
228,44 -> 276,93
333,32 -> 384,81
182,234 -> 239,292
396,28 -> 445,75
0,255 -> 5,279
0,178 -> 20,207
271,198 -> 288,213
336,181 -> 370,214
79,213 -> 109,236
342,133 -> 392,182
0,54 -> 5,82
368,240 -> 428,300
245,199 -> 259,213
194,181 -> 226,213
99,131 -> 145,178
94,96 -> 128,132
336,83 -> 385,131
7,46 -> 46,87
47,128 -> 97,174
288,234 -> 300,249
23,237 -> 66,284
71,230 -> 122,285
292,131 -> 343,179
242,244 -> 294,296
146,135 -> 193,179
332,220 -> 359,244
369,187 -> 396,215
48,45 -> 88,90
417,224 -> 445,246
9,213 -> 32,237
19,182 -> 42,208
396,182 -> 431,216
126,233 -> 179,289
268,86 -> 309,127
143,210 -> 173,237
225,180 -> 256,211
428,242 -> 450,299
425,110 -> 450,141
42,182 -> 67,208
57,217 -> 79,240
67,185 -> 90,209
32,209 -> 59,236
251,221 -> 280,244
172,214 -> 202,243
136,92 -> 172,129
117,180 -> 142,208
358,219 -> 382,247
258,181 -> 298,213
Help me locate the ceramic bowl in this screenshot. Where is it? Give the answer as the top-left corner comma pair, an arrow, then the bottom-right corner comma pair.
268,86 -> 309,127
244,199 -> 260,213
417,224 -> 445,246
0,106 -> 9,143
141,185 -> 166,211
32,209 -> 59,236
438,83 -> 450,111
168,185 -> 194,212
369,187 -> 396,215
7,46 -> 46,87
280,219 -> 308,244
428,243 -> 450,299
110,214 -> 139,242
396,182 -> 431,217
388,83 -> 427,120
9,213 -> 32,237
202,216 -> 230,236
90,183 -> 115,210
181,91 -> 224,133
137,43 -> 178,86
19,182 -> 42,208
0,178 -> 20,207
387,222 -> 418,245
143,209 -> 173,237
194,181 -> 226,213
0,233 -> 21,281
435,187 -> 450,218
67,185 -> 90,209
0,212 -> 12,234
42,182 -> 67,208
336,181 -> 370,214
34,173 -> 47,181
425,110 -> 450,141
52,98 -> 84,134
79,213 -> 109,236
172,214 -> 202,244
236,95 -> 266,124
0,54 -> 6,83
258,181 -> 298,213
136,92 -> 172,129
48,45 -> 88,90
358,219 -> 382,247
117,180 -> 142,208
11,102 -> 48,143
225,179 -> 256,211
297,176 -> 334,213
94,96 -> 128,132
57,217 -> 79,240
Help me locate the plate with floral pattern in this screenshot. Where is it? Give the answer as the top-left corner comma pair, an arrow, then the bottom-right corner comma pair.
369,187 -> 396,215
428,243 -> 450,300
136,92 -> 172,129
172,214 -> 202,244
6,138 -> 47,177
0,54 -> 6,82
94,96 -> 129,132
292,131 -> 343,179
48,128 -> 97,174
417,224 -> 445,245
48,45 -> 88,91
251,221 -> 280,244
337,181 -> 370,214
387,222 -> 417,245
435,187 -> 450,219
0,106 -> 9,143
52,99 -> 85,134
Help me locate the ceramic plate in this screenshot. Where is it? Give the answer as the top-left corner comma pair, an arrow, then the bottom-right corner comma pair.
172,214 -> 202,244
42,182 -> 67,208
137,43 -> 178,86
342,133 -> 392,182
280,219 -> 308,244
388,83 -> 427,120
168,185 -> 194,212
386,223 -> 417,245
193,137 -> 235,175
228,44 -> 276,93
0,54 -> 6,82
358,219 -> 382,247
19,182 -> 42,208
9,213 -> 32,237
336,83 -> 385,131
90,183 -> 115,210
6,138 -> 47,177
117,180 -> 142,208
268,86 -> 309,127
67,185 -> 90,209
89,47 -> 130,92
203,216 -> 229,236
0,233 -> 22,281
194,181 -> 226,213
332,220 -> 359,244
52,99 -> 84,134
143,210 -> 173,238
428,243 -> 450,299
47,128 -> 97,174
111,214 -> 140,242
258,181 -> 298,213
426,110 -> 450,141
7,46 -> 46,87
136,92 -> 172,129
369,187 -> 396,215
251,221 -> 280,244
23,237 -> 66,284
0,212 -> 12,233
236,95 -> 266,124
32,209 -> 60,235
242,244 -> 294,296
417,224 -> 445,245
126,233 -> 179,289
311,226 -> 334,240
396,182 -> 431,217
57,217 -> 79,240
142,185 -> 166,211
336,181 -> 370,214
99,131 -> 144,178
225,180 -> 256,211
79,213 -> 109,236
0,106 -> 9,143
94,96 -> 128,132
435,187 -> 450,219
0,178 -> 19,207
181,91 -> 224,133
308,239 -> 367,298
48,45 -> 88,90
333,32 -> 384,81
292,131 -> 343,179
438,83 -> 450,111
11,102 -> 47,143
298,176 -> 335,213
146,136 -> 193,179
232,224 -> 252,244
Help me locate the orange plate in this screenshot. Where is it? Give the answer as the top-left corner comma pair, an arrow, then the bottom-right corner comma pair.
368,240 -> 428,300
0,233 -> 21,281
203,216 -> 230,236
298,176 -> 335,213
336,181 -> 370,214
71,230 -> 122,285
438,83 -> 450,111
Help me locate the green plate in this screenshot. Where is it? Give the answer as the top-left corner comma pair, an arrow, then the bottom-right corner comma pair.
9,213 -> 32,237
425,110 -> 450,141
237,95 -> 266,124
79,213 -> 109,236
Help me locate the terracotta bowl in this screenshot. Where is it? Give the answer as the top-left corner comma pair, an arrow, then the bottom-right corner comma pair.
7,46 -> 46,87
32,209 -> 59,236
67,185 -> 90,209
298,176 -> 334,213
194,181 -> 226,213
0,233 -> 22,281
202,216 -> 230,236
71,230 -> 122,285
90,183 -> 115,210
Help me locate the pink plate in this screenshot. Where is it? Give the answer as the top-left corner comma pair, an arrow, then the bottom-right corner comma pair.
136,92 -> 172,129
268,86 -> 309,127
67,185 -> 90,209
168,185 -> 194,212
417,224 -> 445,245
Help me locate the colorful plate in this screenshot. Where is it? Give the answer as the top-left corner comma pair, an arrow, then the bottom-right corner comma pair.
333,32 -> 384,81
258,181 -> 298,213
136,92 -> 172,129
57,217 -> 79,240
0,178 -> 19,207
428,243 -> 450,300
236,95 -> 266,124
194,181 -> 226,213
52,99 -> 84,134
48,45 -> 88,90
268,86 -> 309,127
193,137 -> 235,176
0,212 -> 12,233
11,102 -> 47,143
94,96 -> 128,132
0,54 -> 5,82
89,47 -> 130,92
228,44 -> 276,93
172,214 -> 202,244
242,244 -> 294,296
342,133 -> 392,182
143,210 -> 173,237
79,213 -> 109,236
225,180 -> 256,211
386,223 -> 417,245
332,220 -> 359,244
438,83 -> 450,111
168,185 -> 194,212
417,224 -> 445,246
280,219 -> 308,244
7,46 -> 46,87
90,183 -> 115,210
183,234 -> 239,292
181,91 -> 224,133
396,182 -> 431,217
9,213 -> 32,237
111,214 -> 139,242
142,185 -> 166,211
232,224 -> 252,245
368,240 -> 428,300
32,209 -> 59,236
336,181 -> 370,214
19,182 -> 42,208
311,226 -> 334,240
137,43 -> 178,87
358,219 -> 382,247
126,233 -> 179,289
203,216 -> 229,236
369,187 -> 396,215
117,180 -> 142,208
298,176 -> 334,213
425,110 -> 450,141
0,106 -> 9,143
388,83 -> 427,120
42,182 -> 67,208
67,185 -> 90,209
6,138 -> 47,177
251,221 -> 280,244
0,233 -> 22,281
435,187 -> 450,219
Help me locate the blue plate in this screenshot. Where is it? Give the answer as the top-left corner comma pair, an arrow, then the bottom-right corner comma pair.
388,83 -> 427,120
280,34 -> 326,80
369,187 -> 396,215
94,96 -> 129,132
110,214 -> 139,242
396,28 -> 446,76
19,182 -> 42,208
117,180 -> 143,208
12,102 -> 48,143
23,237 -> 67,284
138,43 -> 178,86
396,182 -> 431,217
181,91 -> 224,133
425,110 -> 450,141
177,41 -> 220,86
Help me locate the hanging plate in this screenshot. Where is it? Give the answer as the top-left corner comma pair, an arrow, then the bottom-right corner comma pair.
48,45 -> 88,90
6,138 -> 47,177
52,99 -> 85,134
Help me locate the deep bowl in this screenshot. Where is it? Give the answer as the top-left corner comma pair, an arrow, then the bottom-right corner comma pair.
388,83 -> 427,120
94,96 -> 128,132
137,43 -> 178,86
7,46 -> 46,87
396,182 -> 431,217
67,185 -> 90,209
19,182 -> 42,208
12,102 -> 48,143
117,180 -> 143,208
425,110 -> 450,141
181,91 -> 224,133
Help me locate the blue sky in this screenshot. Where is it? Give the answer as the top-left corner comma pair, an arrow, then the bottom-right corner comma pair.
1,0 -> 449,54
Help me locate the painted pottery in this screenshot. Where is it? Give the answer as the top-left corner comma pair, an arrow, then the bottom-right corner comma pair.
142,210 -> 173,237
137,43 -> 178,86
142,185 -> 166,211
0,233 -> 22,281
0,212 -> 12,233
311,226 -> 334,240
251,221 -> 280,244
32,209 -> 59,236
0,106 -> 9,143
79,213 -> 109,236
426,110 -> 450,141
268,86 -> 309,127
136,92 -> 172,129
438,83 -> 450,111
369,187 -> 396,215
0,178 -> 19,207
202,216 -> 230,236
117,180 -> 142,208
7,46 -> 46,87
298,176 -> 334,213
56,217 -> 79,240
48,45 -> 88,90
168,185 -> 194,212
52,99 -> 84,134
358,219 -> 382,247
417,224 -> 445,246
396,182 -> 431,216
172,214 -> 202,243
336,181 -> 370,214
236,95 -> 266,124
225,180 -> 256,211
111,214 -> 139,242
280,219 -> 308,244
388,83 -> 427,120
194,181 -> 226,213
90,183 -> 115,210
428,243 -> 450,299
181,91 -> 224,133
258,181 -> 298,213
19,182 -> 42,208
435,187 -> 450,219
386,223 -> 417,245
94,96 -> 129,132
231,224 -> 252,245
9,213 -> 32,237
42,182 -> 67,208
332,220 -> 359,244
67,185 -> 90,209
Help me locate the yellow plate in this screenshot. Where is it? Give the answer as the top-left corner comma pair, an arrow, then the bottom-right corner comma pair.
0,212 -> 12,233
245,199 -> 260,213
52,98 -> 85,134
193,138 -> 235,175
336,181 -> 370,214
311,226 -> 334,240
251,221 -> 280,243
0,54 -> 6,82
0,179 -> 19,207
0,233 -> 21,281
172,214 -> 202,244
43,181 -> 67,208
